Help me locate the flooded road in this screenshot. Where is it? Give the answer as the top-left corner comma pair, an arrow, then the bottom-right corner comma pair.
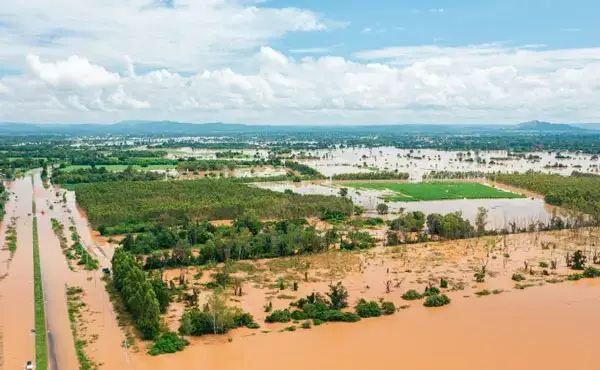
134,281 -> 599,370
0,176 -> 35,369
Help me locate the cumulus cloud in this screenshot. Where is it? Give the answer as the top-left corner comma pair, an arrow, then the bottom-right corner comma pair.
1,44 -> 600,124
0,0 -> 334,73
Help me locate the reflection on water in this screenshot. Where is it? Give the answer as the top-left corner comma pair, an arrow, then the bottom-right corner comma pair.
255,181 -> 563,230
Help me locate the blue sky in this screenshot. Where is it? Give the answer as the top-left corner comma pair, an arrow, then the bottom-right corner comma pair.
0,0 -> 599,124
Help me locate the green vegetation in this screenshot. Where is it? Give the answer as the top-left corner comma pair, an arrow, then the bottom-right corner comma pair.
345,181 -> 523,202
75,179 -> 353,229
66,286 -> 99,370
354,299 -> 383,318
332,171 -> 409,181
284,161 -> 325,178
489,172 -> 600,221
178,292 -> 256,336
423,294 -> 451,307
136,218 -> 335,269
60,164 -> 175,172
149,332 -> 189,356
33,217 -> 48,370
53,166 -> 163,185
111,248 -> 166,340
401,290 -> 424,301
4,217 -> 17,255
512,273 -> 526,282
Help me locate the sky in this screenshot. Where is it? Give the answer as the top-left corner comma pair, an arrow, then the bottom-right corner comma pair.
0,0 -> 599,125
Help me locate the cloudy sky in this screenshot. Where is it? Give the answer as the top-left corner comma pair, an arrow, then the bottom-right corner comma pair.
1,0 -> 599,124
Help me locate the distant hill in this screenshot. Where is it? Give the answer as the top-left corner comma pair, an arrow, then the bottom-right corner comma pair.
0,120 -> 598,137
515,120 -> 584,132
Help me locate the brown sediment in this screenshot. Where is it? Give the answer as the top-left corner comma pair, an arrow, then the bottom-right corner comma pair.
128,225 -> 600,370
0,176 -> 35,369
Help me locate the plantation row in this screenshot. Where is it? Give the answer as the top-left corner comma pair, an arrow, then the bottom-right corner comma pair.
331,171 -> 409,181
53,166 -> 163,185
489,172 -> 600,221
75,179 -> 354,229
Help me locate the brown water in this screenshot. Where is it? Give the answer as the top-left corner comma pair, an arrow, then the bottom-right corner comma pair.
133,281 -> 599,370
0,176 -> 35,369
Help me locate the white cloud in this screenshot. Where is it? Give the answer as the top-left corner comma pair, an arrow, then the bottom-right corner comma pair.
0,0 -> 335,73
1,44 -> 600,124
429,8 -> 445,13
289,47 -> 330,55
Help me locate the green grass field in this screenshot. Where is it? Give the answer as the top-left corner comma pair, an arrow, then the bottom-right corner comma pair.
61,164 -> 176,172
345,181 -> 524,202
33,217 -> 48,370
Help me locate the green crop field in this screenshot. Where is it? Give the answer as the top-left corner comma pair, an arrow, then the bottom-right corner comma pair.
61,164 -> 176,172
345,181 -> 524,202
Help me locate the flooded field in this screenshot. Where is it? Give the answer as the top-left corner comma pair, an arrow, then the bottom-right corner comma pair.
254,181 -> 563,230
130,224 -> 600,370
294,148 -> 598,180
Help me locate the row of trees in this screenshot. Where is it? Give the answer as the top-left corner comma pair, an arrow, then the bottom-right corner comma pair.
111,249 -> 170,339
53,166 -> 163,184
332,171 -> 409,181
489,172 -> 600,221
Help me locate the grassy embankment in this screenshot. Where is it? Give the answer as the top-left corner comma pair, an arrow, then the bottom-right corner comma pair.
346,181 -> 524,202
33,212 -> 48,370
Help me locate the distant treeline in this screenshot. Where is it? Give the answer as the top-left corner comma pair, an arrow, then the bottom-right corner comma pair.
75,179 -> 354,230
52,166 -> 163,185
423,171 -> 487,180
332,171 -> 409,181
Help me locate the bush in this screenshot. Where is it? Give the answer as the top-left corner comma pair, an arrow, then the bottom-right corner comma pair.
149,332 -> 189,356
539,261 -> 549,268
313,318 -> 324,326
440,279 -> 448,289
283,325 -> 297,331
265,309 -> 291,323
233,312 -> 254,328
301,320 -> 311,329
381,301 -> 396,315
571,250 -> 586,270
423,294 -> 451,307
424,286 -> 440,296
511,273 -> 526,282
583,266 -> 600,278
247,322 -> 260,329
402,289 -> 424,301
567,273 -> 583,281
354,299 -> 383,318
291,309 -> 308,321
326,282 -> 349,310
475,289 -> 491,296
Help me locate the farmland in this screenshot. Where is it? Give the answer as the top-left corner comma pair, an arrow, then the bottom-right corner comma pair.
345,181 -> 524,202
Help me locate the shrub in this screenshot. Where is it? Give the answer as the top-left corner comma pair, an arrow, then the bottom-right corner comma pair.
149,332 -> 189,356
402,290 -> 424,301
571,250 -> 586,270
247,322 -> 260,329
440,279 -> 448,289
423,294 -> 451,307
265,309 -> 291,323
327,282 -> 349,310
301,320 -> 311,329
283,325 -> 297,332
381,301 -> 396,315
291,309 -> 308,321
567,273 -> 583,281
539,262 -> 549,268
583,266 -> 600,278
475,289 -> 491,296
313,318 -> 324,326
354,299 -> 383,318
511,273 -> 526,282
233,312 -> 254,328
424,286 -> 440,296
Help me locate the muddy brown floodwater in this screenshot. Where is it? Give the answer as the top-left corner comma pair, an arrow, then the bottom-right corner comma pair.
0,175 -> 35,369
133,281 -> 599,370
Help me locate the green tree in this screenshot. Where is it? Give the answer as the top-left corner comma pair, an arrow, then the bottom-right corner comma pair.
326,282 -> 349,310
376,203 -> 389,215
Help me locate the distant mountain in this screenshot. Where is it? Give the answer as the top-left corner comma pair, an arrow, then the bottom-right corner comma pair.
0,120 -> 597,137
515,120 -> 584,132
